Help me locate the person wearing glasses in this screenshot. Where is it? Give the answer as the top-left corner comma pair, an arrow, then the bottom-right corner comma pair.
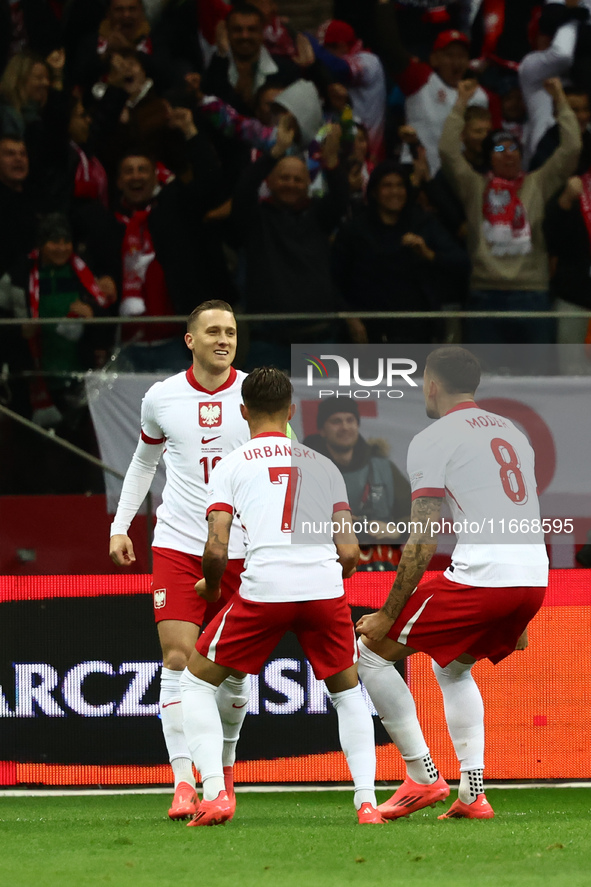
439,77 -> 581,347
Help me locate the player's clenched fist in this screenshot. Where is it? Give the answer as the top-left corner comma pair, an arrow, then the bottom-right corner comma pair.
194,578 -> 221,602
356,610 -> 394,642
109,534 -> 136,566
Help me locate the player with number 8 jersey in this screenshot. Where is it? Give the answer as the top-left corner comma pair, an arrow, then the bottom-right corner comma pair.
405,399 -> 548,587
356,347 -> 548,823
109,301 -> 250,821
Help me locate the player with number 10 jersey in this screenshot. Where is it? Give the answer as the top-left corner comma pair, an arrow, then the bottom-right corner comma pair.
140,363 -> 249,565
109,301 -> 250,822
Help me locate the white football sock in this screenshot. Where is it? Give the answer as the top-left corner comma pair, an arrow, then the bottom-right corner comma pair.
357,640 -> 436,785
170,757 -> 194,788
160,666 -> 194,788
329,684 -> 377,810
179,668 -> 225,801
459,769 -> 484,804
432,658 -> 485,803
215,674 -> 250,768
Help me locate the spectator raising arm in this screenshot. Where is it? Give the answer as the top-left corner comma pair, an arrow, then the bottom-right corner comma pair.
439,80 -> 483,204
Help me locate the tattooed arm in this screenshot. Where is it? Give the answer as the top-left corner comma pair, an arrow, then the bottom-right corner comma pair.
196,510 -> 233,601
356,496 -> 442,642
332,509 -> 360,580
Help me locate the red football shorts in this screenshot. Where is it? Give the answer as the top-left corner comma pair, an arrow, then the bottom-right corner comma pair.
388,573 -> 547,667
151,547 -> 244,626
196,594 -> 358,681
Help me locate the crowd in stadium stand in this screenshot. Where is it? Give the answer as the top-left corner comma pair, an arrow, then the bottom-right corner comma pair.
1,0 -> 591,432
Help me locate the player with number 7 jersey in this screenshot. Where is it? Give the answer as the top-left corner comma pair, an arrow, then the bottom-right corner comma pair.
181,367 -> 385,826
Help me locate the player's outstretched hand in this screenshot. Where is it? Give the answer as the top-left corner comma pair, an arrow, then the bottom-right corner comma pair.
109,534 -> 136,566
195,578 -> 221,602
356,610 -> 394,642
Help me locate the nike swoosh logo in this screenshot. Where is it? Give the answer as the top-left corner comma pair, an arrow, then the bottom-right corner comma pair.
162,701 -> 181,708
232,702 -> 247,709
202,436 -> 221,444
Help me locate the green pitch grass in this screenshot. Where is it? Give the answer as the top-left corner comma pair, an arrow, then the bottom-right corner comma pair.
1,789 -> 590,887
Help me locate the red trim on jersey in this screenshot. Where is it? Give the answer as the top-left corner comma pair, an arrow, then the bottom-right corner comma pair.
412,487 -> 445,500
185,365 -> 237,395
445,401 -> 479,415
252,432 -> 289,439
333,501 -> 351,512
141,430 -> 166,444
397,58 -> 432,97
206,502 -> 234,517
445,485 -> 464,512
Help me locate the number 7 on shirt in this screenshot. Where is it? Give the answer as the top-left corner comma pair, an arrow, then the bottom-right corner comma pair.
269,467 -> 302,533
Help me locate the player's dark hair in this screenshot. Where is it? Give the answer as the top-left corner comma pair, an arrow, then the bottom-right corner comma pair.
187,300 -> 235,330
242,367 -> 293,415
425,346 -> 481,394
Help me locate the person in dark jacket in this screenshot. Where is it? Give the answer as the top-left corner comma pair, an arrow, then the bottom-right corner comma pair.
332,159 -> 470,343
303,398 -> 411,565
231,118 -> 357,369
75,107 -> 233,371
0,135 -> 37,277
202,3 -> 304,117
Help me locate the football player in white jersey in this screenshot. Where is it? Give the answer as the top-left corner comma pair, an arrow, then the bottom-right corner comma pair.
179,367 -> 386,826
356,346 -> 548,820
109,300 -> 251,820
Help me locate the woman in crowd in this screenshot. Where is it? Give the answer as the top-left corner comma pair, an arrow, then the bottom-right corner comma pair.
332,158 -> 469,343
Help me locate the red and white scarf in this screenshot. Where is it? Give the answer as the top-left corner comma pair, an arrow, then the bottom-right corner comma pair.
114,207 -> 155,316
28,250 -> 109,318
482,173 -> 532,257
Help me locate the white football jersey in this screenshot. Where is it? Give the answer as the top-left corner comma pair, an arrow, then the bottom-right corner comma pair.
206,433 -> 350,602
408,402 -> 549,587
141,366 -> 249,557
